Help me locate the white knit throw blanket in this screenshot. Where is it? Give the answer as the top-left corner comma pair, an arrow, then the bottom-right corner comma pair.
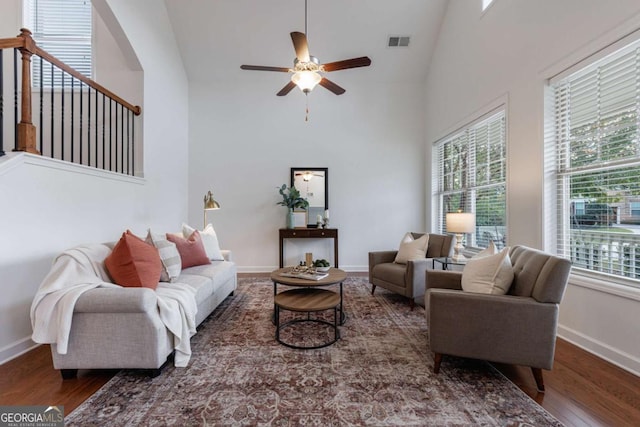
30,245 -> 197,367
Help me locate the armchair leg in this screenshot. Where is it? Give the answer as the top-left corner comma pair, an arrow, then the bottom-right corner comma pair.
433,353 -> 442,373
60,369 -> 78,380
371,284 -> 376,295
531,367 -> 545,392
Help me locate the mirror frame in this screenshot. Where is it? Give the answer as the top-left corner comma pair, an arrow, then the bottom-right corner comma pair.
290,167 -> 328,210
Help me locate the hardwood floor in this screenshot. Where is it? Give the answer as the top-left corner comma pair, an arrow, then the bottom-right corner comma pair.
2,277 -> 639,425
492,339 -> 640,426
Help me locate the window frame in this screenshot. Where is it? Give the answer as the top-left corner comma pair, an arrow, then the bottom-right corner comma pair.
24,0 -> 94,88
432,108 -> 508,250
547,37 -> 640,289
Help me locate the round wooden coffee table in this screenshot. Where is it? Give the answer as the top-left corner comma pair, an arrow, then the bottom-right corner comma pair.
274,288 -> 340,349
270,267 -> 347,324
270,267 -> 348,349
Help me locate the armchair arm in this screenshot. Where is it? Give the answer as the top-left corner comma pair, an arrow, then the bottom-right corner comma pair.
369,250 -> 397,265
406,258 -> 433,299
74,287 -> 158,313
425,270 -> 463,291
427,289 -> 559,369
368,250 -> 397,278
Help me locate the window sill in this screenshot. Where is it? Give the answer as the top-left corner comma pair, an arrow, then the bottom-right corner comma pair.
568,271 -> 640,302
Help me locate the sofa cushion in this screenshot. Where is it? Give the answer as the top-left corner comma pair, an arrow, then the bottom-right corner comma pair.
167,230 -> 211,269
461,247 -> 514,295
184,262 -> 236,288
146,230 -> 182,282
183,223 -> 224,261
105,230 -> 162,289
394,233 -> 429,264
372,262 -> 407,286
176,261 -> 235,304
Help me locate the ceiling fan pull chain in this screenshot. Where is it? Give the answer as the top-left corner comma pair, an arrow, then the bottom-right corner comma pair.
305,93 -> 309,122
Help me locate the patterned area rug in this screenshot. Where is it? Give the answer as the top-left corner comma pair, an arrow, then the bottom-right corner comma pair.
66,277 -> 562,426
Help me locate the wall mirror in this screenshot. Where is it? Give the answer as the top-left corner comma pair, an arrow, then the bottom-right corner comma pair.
291,167 -> 328,226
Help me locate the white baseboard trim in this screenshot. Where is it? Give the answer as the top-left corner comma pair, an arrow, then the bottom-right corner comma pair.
237,265 -> 368,274
0,337 -> 40,365
557,325 -> 640,377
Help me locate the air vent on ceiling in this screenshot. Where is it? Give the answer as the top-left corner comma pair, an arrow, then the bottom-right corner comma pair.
388,36 -> 410,48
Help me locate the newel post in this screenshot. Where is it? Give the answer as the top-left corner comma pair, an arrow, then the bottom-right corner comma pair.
16,28 -> 39,154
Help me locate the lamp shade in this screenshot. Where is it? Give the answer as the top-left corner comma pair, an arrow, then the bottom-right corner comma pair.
291,70 -> 322,93
204,191 -> 221,210
446,212 -> 476,233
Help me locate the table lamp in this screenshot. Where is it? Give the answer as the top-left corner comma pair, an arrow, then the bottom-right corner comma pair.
446,212 -> 476,262
203,190 -> 221,228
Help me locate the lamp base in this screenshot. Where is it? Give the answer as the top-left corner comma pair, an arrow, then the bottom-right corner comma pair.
450,252 -> 468,263
451,233 -> 468,263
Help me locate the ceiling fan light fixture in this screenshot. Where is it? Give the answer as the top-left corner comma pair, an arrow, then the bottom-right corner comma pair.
291,70 -> 322,93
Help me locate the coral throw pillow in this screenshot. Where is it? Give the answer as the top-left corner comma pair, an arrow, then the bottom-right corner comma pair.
182,223 -> 224,261
105,230 -> 162,289
167,230 -> 211,269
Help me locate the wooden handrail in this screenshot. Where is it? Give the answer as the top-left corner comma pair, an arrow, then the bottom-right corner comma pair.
16,29 -> 142,115
1,28 -> 142,154
35,47 -> 141,115
0,37 -> 23,50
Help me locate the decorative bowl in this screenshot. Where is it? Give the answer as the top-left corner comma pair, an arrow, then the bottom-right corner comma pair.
315,266 -> 330,272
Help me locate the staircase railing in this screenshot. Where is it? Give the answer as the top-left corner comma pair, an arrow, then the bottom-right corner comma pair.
0,29 -> 141,175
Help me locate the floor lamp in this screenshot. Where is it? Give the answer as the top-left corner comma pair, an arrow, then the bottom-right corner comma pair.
204,190 -> 221,228
446,212 -> 476,262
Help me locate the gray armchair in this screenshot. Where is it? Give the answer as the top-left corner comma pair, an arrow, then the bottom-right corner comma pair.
425,245 -> 571,391
369,233 -> 454,308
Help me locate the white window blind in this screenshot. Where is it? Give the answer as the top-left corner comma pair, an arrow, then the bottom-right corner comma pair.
29,0 -> 92,87
551,39 -> 640,286
433,110 -> 507,249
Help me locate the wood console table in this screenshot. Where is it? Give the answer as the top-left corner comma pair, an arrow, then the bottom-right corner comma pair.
279,228 -> 339,268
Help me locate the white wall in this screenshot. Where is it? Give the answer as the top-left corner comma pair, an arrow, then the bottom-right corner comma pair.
424,0 -> 640,375
0,0 -> 189,363
187,78 -> 425,271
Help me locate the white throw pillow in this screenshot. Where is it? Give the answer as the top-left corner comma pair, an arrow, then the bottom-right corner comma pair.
474,240 -> 497,258
182,223 -> 224,261
394,233 -> 430,264
145,229 -> 182,282
461,247 -> 514,295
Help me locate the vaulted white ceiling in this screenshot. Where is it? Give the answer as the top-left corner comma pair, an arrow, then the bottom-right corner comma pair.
164,0 -> 449,85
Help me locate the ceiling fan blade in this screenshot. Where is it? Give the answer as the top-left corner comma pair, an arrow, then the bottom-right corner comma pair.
319,78 -> 346,95
290,32 -> 310,62
240,65 -> 291,72
322,56 -> 372,72
277,81 -> 297,96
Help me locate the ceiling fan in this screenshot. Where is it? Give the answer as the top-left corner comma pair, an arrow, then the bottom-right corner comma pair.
295,171 -> 323,181
240,0 -> 371,97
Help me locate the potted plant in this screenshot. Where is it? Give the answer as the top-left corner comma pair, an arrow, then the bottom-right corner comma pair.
277,184 -> 309,228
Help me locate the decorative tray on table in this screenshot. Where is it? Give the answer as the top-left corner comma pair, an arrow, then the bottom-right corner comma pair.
280,266 -> 329,281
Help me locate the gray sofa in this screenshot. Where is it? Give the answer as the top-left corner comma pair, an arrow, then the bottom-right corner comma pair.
49,242 -> 237,379
425,245 -> 571,391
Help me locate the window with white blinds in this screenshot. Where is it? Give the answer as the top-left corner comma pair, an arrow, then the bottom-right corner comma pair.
550,39 -> 640,286
28,0 -> 92,87
432,110 -> 507,249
